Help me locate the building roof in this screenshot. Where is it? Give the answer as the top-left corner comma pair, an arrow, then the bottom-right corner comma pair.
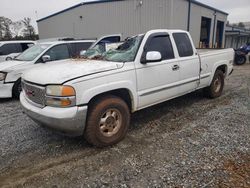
37,0 -> 228,23
226,25 -> 250,36
190,0 -> 228,15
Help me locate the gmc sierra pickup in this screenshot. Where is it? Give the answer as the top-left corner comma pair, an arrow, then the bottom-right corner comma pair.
20,30 -> 234,147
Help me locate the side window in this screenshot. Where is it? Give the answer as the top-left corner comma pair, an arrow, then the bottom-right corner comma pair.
15,44 -> 23,53
21,43 -> 34,51
144,35 -> 175,60
71,42 -> 93,57
0,44 -> 18,55
45,45 -> 70,61
173,33 -> 194,57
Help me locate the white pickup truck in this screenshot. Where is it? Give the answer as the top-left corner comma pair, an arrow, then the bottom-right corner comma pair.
20,30 -> 234,147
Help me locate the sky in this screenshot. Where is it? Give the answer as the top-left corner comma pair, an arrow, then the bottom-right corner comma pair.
1,0 -> 250,33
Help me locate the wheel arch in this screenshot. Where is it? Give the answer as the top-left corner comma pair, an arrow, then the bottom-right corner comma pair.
87,88 -> 136,113
209,63 -> 228,85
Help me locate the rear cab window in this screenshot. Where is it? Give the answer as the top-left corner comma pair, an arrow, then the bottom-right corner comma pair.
173,33 -> 194,57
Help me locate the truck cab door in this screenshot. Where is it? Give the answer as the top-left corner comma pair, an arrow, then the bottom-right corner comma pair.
135,32 -> 180,109
172,33 -> 200,94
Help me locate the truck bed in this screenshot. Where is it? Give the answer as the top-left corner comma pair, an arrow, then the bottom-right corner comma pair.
197,48 -> 233,55
197,48 -> 234,89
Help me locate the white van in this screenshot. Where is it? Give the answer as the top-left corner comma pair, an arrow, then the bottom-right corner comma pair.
0,41 -> 36,62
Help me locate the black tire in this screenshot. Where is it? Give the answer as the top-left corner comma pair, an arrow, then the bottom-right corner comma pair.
204,70 -> 224,99
5,57 -> 12,61
12,79 -> 22,99
84,95 -> 130,147
235,55 -> 246,65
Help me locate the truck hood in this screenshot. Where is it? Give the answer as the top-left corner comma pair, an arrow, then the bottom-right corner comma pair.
0,60 -> 29,72
23,59 -> 124,85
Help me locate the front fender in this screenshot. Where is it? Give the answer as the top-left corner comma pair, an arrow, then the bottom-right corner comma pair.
5,71 -> 21,83
74,80 -> 138,112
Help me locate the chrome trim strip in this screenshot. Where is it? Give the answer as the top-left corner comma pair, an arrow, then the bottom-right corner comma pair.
200,74 -> 211,79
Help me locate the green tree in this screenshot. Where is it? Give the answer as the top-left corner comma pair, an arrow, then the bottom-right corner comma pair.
22,17 -> 35,39
0,17 -> 13,40
11,21 -> 23,38
0,17 -> 3,39
238,22 -> 245,28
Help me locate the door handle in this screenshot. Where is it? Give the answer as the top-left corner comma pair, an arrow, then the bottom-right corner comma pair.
172,65 -> 180,71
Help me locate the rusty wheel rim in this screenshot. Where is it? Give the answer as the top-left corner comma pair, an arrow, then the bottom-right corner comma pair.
99,108 -> 122,137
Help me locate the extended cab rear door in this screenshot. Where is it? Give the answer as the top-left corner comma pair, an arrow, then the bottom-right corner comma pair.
135,32 -> 180,109
172,32 -> 200,94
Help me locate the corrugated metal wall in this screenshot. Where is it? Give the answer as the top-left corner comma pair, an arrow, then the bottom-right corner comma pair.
38,0 -> 174,40
38,0 -> 227,48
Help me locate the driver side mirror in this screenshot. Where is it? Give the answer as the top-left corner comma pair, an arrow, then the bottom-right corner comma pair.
141,51 -> 162,64
42,55 -> 51,63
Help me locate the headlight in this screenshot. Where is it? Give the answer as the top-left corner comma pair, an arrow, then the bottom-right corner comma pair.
45,85 -> 76,107
46,85 -> 76,96
0,72 -> 7,81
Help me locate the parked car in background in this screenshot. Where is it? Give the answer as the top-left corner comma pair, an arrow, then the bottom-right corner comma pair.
0,35 -> 121,99
20,29 -> 234,147
0,40 -> 94,98
234,42 -> 250,65
0,41 -> 36,62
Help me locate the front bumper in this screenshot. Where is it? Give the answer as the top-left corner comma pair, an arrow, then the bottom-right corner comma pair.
20,92 -> 88,136
0,81 -> 13,98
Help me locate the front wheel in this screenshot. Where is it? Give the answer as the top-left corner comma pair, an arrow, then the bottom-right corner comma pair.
204,70 -> 225,99
84,95 -> 130,147
12,79 -> 22,99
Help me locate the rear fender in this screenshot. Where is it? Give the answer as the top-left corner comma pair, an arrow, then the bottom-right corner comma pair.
209,61 -> 228,85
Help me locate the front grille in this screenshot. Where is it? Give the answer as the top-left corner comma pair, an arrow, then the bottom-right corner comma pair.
22,81 -> 46,107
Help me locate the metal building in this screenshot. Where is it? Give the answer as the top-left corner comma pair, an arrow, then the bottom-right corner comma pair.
225,25 -> 250,49
37,0 -> 228,48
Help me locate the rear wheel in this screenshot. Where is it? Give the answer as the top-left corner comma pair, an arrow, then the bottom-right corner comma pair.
204,70 -> 224,99
84,95 -> 130,147
235,55 -> 246,65
12,79 -> 22,99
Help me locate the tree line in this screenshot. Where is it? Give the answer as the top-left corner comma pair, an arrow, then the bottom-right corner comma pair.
0,17 -> 38,41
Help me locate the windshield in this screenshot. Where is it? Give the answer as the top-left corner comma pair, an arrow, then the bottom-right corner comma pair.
83,44 -> 106,59
104,35 -> 143,62
82,35 -> 144,62
15,43 -> 51,61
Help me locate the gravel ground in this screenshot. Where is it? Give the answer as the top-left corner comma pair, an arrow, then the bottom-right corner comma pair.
0,64 -> 249,188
